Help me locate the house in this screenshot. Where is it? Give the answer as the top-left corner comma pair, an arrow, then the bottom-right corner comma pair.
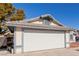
6,14 -> 73,53
70,30 -> 79,48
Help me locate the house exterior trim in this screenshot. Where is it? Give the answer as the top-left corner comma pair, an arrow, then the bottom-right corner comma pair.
64,31 -> 66,48
13,27 -> 16,54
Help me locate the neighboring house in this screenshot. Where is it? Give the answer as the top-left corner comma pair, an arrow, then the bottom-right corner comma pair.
70,30 -> 79,48
6,14 -> 73,53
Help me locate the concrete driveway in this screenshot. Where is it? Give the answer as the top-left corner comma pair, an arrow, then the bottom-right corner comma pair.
1,47 -> 79,56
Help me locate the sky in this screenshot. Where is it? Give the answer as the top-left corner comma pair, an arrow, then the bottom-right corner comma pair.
13,3 -> 79,29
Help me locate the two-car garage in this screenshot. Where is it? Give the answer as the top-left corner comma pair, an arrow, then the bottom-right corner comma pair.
14,26 -> 70,53
5,23 -> 71,53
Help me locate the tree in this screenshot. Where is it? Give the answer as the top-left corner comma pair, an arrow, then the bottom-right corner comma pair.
0,3 -> 25,34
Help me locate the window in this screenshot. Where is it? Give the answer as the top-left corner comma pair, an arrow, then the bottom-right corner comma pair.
43,20 -> 50,25
70,34 -> 73,40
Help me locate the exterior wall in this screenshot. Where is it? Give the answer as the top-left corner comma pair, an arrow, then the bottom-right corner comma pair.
23,29 -> 65,52
65,31 -> 70,48
14,27 -> 71,53
14,27 -> 23,53
70,31 -> 75,42
50,22 -> 59,26
29,20 -> 60,27
29,21 -> 42,24
73,36 -> 76,42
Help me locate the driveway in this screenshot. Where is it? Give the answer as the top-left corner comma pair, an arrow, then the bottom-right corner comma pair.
1,48 -> 79,56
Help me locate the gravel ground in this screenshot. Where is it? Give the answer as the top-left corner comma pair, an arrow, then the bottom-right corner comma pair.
1,48 -> 79,56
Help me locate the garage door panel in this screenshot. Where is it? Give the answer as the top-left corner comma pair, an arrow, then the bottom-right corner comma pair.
23,29 -> 65,51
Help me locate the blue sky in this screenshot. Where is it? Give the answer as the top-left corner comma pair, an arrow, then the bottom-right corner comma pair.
13,3 -> 79,29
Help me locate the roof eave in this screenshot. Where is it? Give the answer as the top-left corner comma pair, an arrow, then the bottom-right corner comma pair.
7,22 -> 73,31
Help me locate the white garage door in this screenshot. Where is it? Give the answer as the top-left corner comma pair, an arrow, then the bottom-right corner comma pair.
23,29 -> 65,52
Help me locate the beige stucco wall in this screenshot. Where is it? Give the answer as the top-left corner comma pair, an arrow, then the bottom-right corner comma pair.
50,22 -> 59,26
29,20 -> 60,27
14,27 -> 71,53
29,21 -> 42,24
15,27 -> 23,53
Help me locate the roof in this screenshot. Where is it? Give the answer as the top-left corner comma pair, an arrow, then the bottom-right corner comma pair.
6,14 -> 74,31
26,14 -> 64,26
6,21 -> 73,31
